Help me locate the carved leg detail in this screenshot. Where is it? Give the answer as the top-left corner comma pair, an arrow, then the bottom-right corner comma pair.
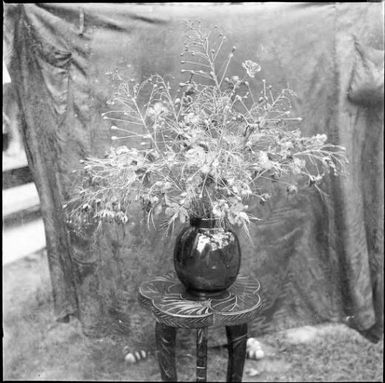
226,323 -> 248,382
155,321 -> 177,382
196,327 -> 208,382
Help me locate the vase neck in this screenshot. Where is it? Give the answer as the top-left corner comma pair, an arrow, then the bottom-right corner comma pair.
190,217 -> 220,229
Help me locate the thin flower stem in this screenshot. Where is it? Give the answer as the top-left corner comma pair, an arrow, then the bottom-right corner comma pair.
213,35 -> 226,62
189,71 -> 213,81
104,117 -> 144,125
219,53 -> 233,88
182,60 -> 211,68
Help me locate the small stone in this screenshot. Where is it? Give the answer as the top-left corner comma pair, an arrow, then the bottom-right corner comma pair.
255,349 -> 265,360
246,367 -> 260,377
125,353 -> 136,363
247,338 -> 265,360
247,337 -> 262,349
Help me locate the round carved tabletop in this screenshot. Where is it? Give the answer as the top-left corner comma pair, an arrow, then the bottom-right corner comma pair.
138,271 -> 262,328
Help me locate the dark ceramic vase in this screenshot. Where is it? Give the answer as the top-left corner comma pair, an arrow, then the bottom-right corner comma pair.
173,217 -> 241,299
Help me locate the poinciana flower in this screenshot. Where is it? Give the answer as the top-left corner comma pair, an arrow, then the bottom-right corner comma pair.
242,60 -> 262,78
64,21 -> 348,239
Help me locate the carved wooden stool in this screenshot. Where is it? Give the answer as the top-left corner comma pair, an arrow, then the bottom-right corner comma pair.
138,271 -> 262,382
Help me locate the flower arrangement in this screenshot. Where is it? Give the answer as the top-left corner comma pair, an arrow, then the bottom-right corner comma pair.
64,21 -> 347,238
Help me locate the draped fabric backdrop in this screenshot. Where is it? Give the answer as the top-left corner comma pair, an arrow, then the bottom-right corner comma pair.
4,3 -> 383,345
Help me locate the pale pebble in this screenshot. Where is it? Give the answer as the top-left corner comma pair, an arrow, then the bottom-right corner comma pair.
246,368 -> 260,377
125,353 -> 136,363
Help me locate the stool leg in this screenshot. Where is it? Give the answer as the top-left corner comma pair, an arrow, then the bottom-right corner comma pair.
225,323 -> 248,382
196,327 -> 208,382
155,321 -> 177,382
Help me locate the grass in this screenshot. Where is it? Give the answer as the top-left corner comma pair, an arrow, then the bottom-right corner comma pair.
243,326 -> 383,382
3,249 -> 383,381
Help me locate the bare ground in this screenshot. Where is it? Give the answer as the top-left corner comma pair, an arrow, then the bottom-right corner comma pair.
3,250 -> 383,381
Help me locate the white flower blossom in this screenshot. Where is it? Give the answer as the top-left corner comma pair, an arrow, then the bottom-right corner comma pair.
242,60 -> 261,78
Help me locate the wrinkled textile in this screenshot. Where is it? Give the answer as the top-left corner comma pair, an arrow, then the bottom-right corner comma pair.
348,38 -> 384,107
4,3 -> 383,342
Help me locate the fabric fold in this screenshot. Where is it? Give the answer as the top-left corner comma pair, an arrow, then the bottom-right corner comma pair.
3,2 -> 383,343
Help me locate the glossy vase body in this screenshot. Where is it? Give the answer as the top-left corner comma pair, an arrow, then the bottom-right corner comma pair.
173,218 -> 241,299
